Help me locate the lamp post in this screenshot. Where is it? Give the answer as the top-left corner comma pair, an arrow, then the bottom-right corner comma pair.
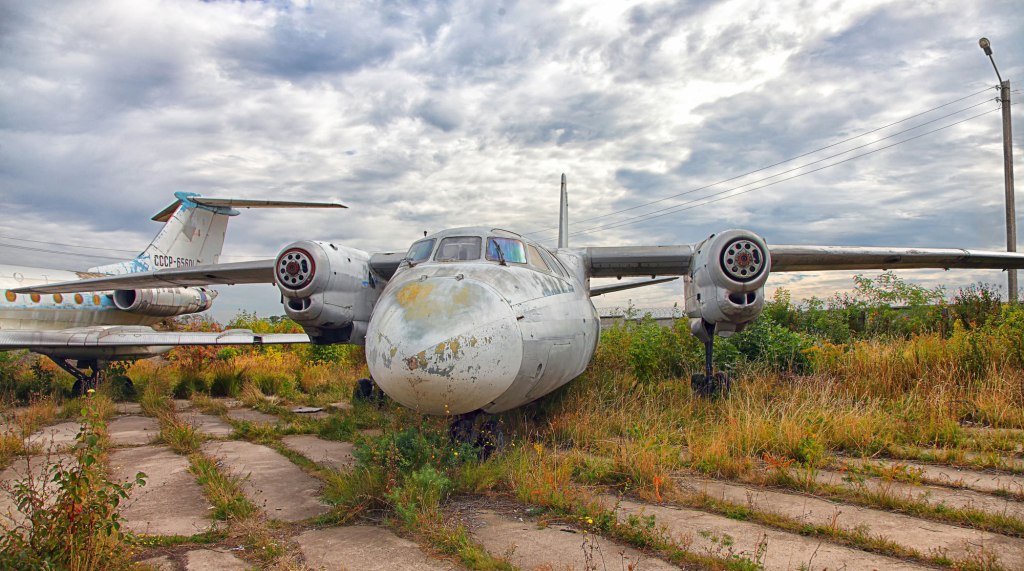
979,37 -> 1017,303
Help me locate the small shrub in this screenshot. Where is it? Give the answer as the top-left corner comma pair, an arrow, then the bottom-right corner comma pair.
0,398 -> 145,570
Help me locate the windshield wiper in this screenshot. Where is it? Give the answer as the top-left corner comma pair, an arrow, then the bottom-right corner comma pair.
493,242 -> 507,266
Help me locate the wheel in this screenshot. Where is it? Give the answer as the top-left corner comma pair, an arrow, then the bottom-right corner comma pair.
448,416 -> 479,445
712,372 -> 731,396
353,378 -> 374,401
352,378 -> 386,404
690,373 -> 711,398
476,419 -> 506,460
71,379 -> 84,398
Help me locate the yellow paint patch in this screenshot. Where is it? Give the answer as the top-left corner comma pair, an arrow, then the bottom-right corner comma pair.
30,293 -> 40,303
395,282 -> 435,307
53,294 -> 63,304
74,294 -> 84,304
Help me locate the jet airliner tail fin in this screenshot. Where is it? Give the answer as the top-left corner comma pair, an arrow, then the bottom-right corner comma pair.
88,192 -> 345,275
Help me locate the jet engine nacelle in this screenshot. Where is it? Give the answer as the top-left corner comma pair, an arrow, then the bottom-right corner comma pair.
275,240 -> 382,344
684,230 -> 770,342
113,287 -> 216,317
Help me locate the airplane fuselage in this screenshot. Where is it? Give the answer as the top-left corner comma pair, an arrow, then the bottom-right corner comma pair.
0,265 -> 155,332
364,228 -> 601,415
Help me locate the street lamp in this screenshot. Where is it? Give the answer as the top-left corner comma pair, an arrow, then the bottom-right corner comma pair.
979,37 -> 1017,303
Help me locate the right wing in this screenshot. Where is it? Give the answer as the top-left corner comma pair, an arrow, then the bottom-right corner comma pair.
585,244 -> 1024,278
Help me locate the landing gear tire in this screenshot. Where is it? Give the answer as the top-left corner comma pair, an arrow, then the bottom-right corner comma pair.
448,414 -> 480,445
690,372 -> 731,398
352,378 -> 386,405
476,419 -> 505,460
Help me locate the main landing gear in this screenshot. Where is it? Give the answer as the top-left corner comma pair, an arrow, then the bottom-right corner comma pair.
690,321 -> 731,398
448,410 -> 505,460
48,358 -> 107,397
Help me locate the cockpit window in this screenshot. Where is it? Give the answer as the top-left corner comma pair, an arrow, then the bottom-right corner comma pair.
405,239 -> 435,265
434,236 -> 482,262
486,237 -> 527,264
527,244 -> 551,272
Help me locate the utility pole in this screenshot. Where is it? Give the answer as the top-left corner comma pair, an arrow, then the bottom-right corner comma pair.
979,37 -> 1017,303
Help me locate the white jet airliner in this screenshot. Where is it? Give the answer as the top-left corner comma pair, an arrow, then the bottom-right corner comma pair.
0,193 -> 341,394
14,176 -> 1024,443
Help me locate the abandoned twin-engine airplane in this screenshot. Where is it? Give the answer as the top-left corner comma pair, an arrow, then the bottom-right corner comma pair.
7,177 -> 1024,428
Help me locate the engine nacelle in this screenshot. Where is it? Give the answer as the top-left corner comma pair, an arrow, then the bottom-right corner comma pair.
684,230 -> 770,342
113,287 -> 216,317
275,240 -> 383,344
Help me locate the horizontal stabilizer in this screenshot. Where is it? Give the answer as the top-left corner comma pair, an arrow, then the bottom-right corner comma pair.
191,197 -> 347,209
151,197 -> 345,221
590,276 -> 678,297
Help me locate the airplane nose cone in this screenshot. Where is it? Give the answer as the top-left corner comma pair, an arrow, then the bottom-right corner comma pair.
366,276 -> 523,415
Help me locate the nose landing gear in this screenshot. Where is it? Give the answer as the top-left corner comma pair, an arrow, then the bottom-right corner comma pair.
448,411 -> 505,459
689,320 -> 731,398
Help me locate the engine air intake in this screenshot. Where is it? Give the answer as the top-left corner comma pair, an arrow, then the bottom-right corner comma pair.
721,238 -> 766,283
277,248 -> 315,290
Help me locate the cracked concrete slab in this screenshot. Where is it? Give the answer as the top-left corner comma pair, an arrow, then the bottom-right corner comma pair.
841,457 -> 1024,496
674,476 -> 1024,569
107,415 -> 160,446
608,497 -> 929,571
281,435 -> 356,472
813,468 -> 1024,520
296,526 -> 459,570
110,445 -> 215,536
25,421 -> 81,450
182,413 -> 234,438
184,549 -> 249,570
468,508 -> 677,570
226,408 -> 278,425
116,402 -> 143,415
201,440 -> 329,522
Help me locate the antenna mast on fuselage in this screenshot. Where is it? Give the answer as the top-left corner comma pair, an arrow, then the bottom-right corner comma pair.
558,173 -> 568,249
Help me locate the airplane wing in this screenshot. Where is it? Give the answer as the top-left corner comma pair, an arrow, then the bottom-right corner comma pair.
586,244 -> 1024,277
12,259 -> 277,294
0,326 -> 308,352
768,245 -> 1024,272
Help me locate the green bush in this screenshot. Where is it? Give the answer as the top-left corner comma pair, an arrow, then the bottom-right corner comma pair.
172,373 -> 208,399
210,370 -> 243,397
731,316 -> 814,373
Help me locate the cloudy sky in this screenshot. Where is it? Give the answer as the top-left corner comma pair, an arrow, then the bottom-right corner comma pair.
1,0 -> 1022,321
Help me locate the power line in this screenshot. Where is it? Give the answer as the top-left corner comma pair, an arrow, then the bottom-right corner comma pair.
524,87 -> 996,237
569,106 -> 999,238
0,234 -> 139,254
0,241 -> 129,261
